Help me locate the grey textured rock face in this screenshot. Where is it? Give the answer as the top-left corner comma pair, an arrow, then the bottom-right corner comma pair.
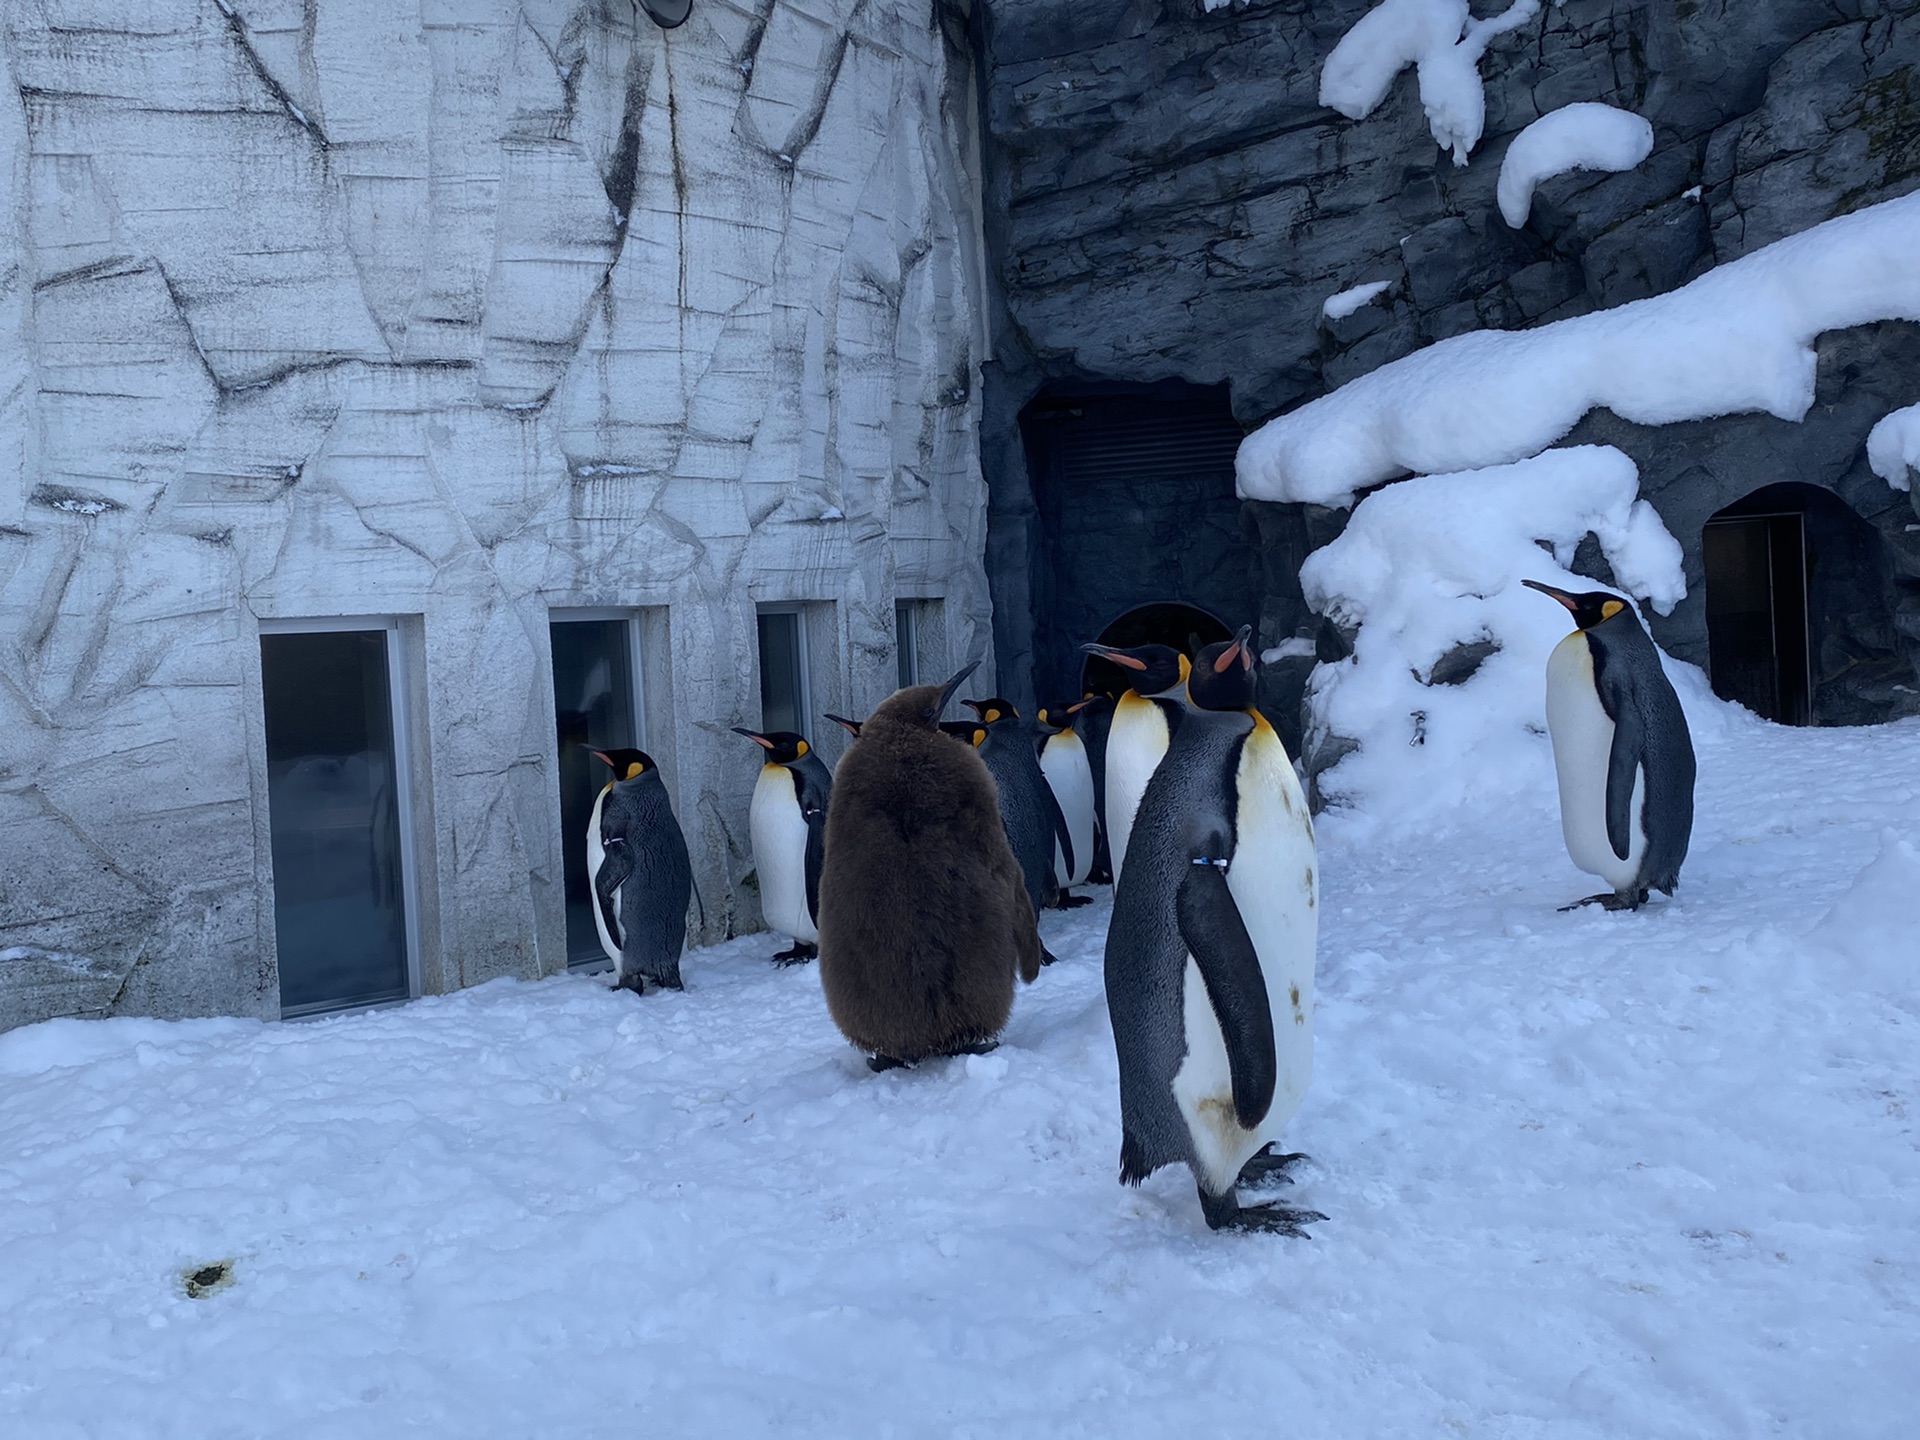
976,0 -> 1920,738
0,0 -> 993,1028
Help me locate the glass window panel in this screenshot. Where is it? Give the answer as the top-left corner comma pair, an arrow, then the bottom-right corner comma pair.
896,600 -> 918,689
261,630 -> 410,1015
758,610 -> 806,736
551,618 -> 640,966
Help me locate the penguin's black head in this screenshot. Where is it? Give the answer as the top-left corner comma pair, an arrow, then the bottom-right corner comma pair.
1522,580 -> 1634,632
962,696 -> 1019,724
823,713 -> 863,740
732,727 -> 813,765
867,659 -> 981,732
938,719 -> 986,746
1188,625 -> 1258,712
592,747 -> 656,782
1078,642 -> 1189,699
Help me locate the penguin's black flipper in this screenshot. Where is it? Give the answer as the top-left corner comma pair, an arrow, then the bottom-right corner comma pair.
802,807 -> 825,925
594,838 -> 633,952
1175,860 -> 1278,1132
1604,701 -> 1645,863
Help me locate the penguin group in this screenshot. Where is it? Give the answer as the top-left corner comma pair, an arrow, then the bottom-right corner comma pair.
579,575 -> 1698,1239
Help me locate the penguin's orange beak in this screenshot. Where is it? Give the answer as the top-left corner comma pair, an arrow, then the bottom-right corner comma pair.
731,727 -> 775,750
1213,624 -> 1255,673
1522,579 -> 1580,614
1080,645 -> 1146,671
591,750 -> 615,770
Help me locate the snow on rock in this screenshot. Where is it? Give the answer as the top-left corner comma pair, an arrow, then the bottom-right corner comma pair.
1238,191 -> 1920,507
1867,401 -> 1920,491
1297,446 -> 1689,821
1323,280 -> 1395,321
1318,0 -> 1545,166
1497,103 -> 1655,229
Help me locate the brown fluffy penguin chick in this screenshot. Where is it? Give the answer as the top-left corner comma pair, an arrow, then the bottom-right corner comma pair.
815,663 -> 1044,1069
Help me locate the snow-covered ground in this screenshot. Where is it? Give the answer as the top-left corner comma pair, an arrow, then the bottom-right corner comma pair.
3,716 -> 1917,1438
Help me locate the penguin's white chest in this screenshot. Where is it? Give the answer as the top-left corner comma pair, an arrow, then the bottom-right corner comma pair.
1105,697 -> 1172,885
586,784 -> 621,968
1039,732 -> 1095,887
1544,632 -> 1646,892
749,765 -> 816,943
1170,722 -> 1319,1194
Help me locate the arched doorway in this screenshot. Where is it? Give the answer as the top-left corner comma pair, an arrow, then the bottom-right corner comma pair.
1081,602 -> 1232,696
1702,482 -> 1904,725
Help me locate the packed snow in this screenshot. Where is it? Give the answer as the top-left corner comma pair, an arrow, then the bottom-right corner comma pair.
1322,279 -> 1395,321
1319,0 -> 1546,165
1867,401 -> 1920,492
3,708 -> 1917,1436
1297,446 -> 1686,821
1238,191 -> 1920,506
1497,103 -> 1655,228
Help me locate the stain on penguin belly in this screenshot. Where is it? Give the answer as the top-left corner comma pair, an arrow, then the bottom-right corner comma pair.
1170,958 -> 1262,1195
1545,635 -> 1647,891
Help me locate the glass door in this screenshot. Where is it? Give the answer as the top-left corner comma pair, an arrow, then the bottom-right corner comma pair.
550,615 -> 641,966
260,627 -> 414,1016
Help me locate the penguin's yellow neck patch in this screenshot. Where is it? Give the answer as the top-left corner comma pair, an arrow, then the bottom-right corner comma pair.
1600,599 -> 1625,620
624,762 -> 645,779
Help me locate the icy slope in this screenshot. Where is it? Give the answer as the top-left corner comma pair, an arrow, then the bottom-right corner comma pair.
2,721 -> 1917,1437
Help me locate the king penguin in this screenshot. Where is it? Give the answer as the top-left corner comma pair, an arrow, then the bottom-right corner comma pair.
1072,691 -> 1117,883
1035,703 -> 1097,905
1105,627 -> 1324,1234
963,697 -> 1076,921
732,728 -> 833,964
1079,643 -> 1191,888
590,749 -> 694,993
815,663 -> 1043,1069
1523,580 -> 1696,910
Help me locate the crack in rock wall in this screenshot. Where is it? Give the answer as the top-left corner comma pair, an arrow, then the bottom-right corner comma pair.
975,0 -> 1920,727
0,0 -> 994,1028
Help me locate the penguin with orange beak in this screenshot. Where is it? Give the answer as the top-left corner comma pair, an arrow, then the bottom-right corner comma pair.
1078,643 -> 1191,886
588,748 -> 693,992
732,728 -> 833,963
1522,580 -> 1695,910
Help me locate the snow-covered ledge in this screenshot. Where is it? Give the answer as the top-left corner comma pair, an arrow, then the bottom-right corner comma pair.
1237,193 -> 1920,509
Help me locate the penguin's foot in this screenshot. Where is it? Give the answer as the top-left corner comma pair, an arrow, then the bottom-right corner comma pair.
1050,890 -> 1093,910
1236,1146 -> 1309,1189
1040,946 -> 1060,967
1199,1184 -> 1326,1236
939,1038 -> 1000,1059
1089,865 -> 1113,886
1559,890 -> 1647,913
867,1053 -> 912,1073
770,941 -> 817,966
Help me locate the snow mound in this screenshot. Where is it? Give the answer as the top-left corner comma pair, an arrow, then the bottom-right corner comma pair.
1238,192 -> 1920,507
1298,446 -> 1685,822
1323,280 -> 1395,321
1319,0 -> 1545,166
1810,829 -> 1920,980
1867,401 -> 1920,492
1497,103 -> 1654,228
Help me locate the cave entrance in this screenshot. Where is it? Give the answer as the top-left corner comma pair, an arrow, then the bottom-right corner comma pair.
1081,602 -> 1231,696
1020,380 -> 1255,708
1703,482 -> 1902,725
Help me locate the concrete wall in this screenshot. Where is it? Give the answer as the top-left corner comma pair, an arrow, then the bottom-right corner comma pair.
0,0 -> 995,1028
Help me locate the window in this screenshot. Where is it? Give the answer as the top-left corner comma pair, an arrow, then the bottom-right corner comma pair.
259,622 -> 418,1017
757,606 -> 810,738
896,600 -> 919,688
550,612 -> 645,966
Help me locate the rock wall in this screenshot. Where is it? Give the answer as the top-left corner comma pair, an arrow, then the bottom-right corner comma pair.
976,0 -> 1920,725
0,0 -> 994,1028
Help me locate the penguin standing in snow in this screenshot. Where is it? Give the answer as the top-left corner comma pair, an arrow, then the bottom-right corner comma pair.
590,748 -> 694,993
963,697 -> 1076,922
1105,627 -> 1324,1234
1079,643 -> 1191,887
1523,580 -> 1696,910
1035,704 -> 1096,906
1072,692 -> 1117,883
815,663 -> 1043,1070
732,728 -> 832,964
